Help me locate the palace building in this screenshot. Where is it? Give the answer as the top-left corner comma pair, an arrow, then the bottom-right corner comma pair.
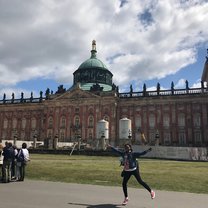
0,41 -> 208,147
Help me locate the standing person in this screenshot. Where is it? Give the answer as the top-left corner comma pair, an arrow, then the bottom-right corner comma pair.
17,143 -> 30,181
11,145 -> 18,180
2,142 -> 15,183
107,143 -> 155,205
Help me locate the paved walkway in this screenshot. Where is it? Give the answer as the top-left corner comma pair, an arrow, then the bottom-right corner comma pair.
0,180 -> 207,208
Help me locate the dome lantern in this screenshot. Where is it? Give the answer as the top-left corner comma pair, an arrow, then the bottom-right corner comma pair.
92,40 -> 96,51
73,40 -> 113,91
91,40 -> 97,59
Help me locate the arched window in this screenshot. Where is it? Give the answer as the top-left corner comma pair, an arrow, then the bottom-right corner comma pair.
88,116 -> 94,128
3,119 -> 8,129
163,114 -> 170,127
12,118 -> 17,129
31,118 -> 36,129
22,118 -> 26,129
135,115 -> 141,128
149,114 -> 155,128
61,116 -> 66,128
178,114 -> 185,127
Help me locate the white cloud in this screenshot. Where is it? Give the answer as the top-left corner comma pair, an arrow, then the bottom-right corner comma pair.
175,78 -> 186,88
0,0 -> 207,93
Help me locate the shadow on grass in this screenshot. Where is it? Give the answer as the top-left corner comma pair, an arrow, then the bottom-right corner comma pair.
68,202 -> 123,208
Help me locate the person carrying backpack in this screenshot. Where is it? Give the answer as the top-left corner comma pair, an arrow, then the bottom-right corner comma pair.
16,143 -> 30,181
2,142 -> 15,183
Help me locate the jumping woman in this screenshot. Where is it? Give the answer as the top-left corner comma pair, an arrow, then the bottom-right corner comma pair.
108,143 -> 155,205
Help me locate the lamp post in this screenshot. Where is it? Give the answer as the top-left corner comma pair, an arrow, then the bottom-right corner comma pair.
13,129 -> 17,146
155,130 -> 160,146
128,129 -> 132,144
33,134 -> 37,149
101,132 -> 106,150
77,135 -> 81,151
54,134 -> 58,149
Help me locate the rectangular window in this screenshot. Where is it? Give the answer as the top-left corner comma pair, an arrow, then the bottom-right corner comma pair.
149,115 -> 155,128
61,117 -> 66,128
60,131 -> 65,141
135,116 -> 141,128
164,132 -> 171,145
193,114 -> 201,127
194,132 -> 202,145
179,132 -> 186,145
163,115 -> 170,127
178,114 -> 185,127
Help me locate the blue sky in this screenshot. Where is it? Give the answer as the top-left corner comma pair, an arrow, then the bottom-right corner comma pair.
0,0 -> 208,99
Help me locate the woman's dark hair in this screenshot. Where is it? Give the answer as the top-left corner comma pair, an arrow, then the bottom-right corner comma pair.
22,143 -> 27,149
124,143 -> 132,151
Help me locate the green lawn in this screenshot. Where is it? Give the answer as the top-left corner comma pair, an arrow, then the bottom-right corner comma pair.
26,154 -> 208,194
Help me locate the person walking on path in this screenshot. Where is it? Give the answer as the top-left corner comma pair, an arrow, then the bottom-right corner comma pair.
107,143 -> 155,205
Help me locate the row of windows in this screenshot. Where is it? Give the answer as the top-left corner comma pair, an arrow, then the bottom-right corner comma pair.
48,116 -> 96,128
2,116 -> 97,130
3,118 -> 37,129
135,113 -> 202,128
1,113 -> 202,130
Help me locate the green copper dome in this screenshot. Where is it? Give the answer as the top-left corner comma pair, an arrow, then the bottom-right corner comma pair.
73,40 -> 113,91
78,42 -> 108,70
78,57 -> 108,70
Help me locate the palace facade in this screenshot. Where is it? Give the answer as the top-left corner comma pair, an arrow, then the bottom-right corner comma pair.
0,41 -> 208,147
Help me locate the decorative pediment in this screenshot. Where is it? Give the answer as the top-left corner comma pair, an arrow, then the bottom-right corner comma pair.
52,87 -> 100,101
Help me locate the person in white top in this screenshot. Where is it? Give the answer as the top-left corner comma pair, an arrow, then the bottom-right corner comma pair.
17,143 -> 30,181
11,145 -> 18,179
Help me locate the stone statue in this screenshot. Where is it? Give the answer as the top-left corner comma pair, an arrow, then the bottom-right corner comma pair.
157,83 -> 160,95
45,88 -> 50,99
92,40 -> 96,51
185,80 -> 189,89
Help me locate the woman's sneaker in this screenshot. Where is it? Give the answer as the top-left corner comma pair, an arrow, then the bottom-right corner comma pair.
122,197 -> 129,205
151,190 -> 155,199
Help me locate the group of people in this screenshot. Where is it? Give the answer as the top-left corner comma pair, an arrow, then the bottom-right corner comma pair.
1,140 -> 154,205
1,141 -> 30,183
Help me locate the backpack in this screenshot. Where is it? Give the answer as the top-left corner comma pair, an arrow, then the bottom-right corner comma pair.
16,149 -> 25,162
